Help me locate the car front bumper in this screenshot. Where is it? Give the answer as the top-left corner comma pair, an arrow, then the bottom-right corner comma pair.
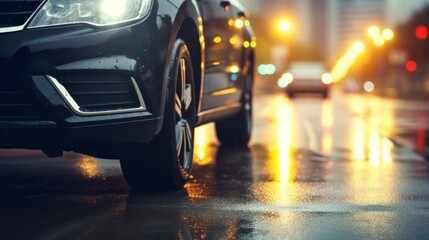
0,16 -> 171,157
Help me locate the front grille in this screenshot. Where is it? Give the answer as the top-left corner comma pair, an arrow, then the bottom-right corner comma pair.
56,74 -> 142,113
0,0 -> 44,28
0,77 -> 44,120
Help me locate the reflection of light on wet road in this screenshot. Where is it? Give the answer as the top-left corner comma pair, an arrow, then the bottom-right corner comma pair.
348,95 -> 394,165
194,123 -> 218,166
251,95 -> 300,204
187,124 -> 218,200
369,129 -> 381,166
276,98 -> 293,183
77,156 -> 101,178
321,100 -> 333,155
344,95 -> 398,206
381,138 -> 393,164
352,119 -> 365,161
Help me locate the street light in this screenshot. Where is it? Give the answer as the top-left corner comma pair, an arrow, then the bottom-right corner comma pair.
352,41 -> 365,53
382,28 -> 394,41
278,20 -> 291,33
368,26 -> 380,38
367,26 -> 394,47
373,36 -> 385,47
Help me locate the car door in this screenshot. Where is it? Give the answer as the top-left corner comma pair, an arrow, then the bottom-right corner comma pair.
198,0 -> 246,111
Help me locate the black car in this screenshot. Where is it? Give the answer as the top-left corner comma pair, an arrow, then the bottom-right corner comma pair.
0,0 -> 256,191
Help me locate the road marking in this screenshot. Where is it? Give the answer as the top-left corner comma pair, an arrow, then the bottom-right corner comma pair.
302,119 -> 319,152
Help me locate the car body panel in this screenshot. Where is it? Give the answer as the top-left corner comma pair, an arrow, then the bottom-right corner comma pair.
197,0 -> 250,112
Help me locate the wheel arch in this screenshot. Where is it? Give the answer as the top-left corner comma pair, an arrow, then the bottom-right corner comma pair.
165,1 -> 204,117
177,19 -> 203,115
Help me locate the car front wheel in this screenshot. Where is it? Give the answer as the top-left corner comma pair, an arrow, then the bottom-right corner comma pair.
120,39 -> 195,191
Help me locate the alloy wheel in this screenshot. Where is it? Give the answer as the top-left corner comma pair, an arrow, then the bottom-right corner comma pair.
175,57 -> 193,177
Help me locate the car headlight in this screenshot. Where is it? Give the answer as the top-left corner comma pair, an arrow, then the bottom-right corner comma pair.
28,0 -> 152,28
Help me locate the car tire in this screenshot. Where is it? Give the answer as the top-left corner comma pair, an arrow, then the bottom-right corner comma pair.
120,39 -> 195,191
215,60 -> 253,148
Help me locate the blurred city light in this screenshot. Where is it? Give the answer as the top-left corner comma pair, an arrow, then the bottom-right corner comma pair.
229,65 -> 240,73
258,64 -> 276,75
213,36 -> 222,44
331,41 -> 365,82
277,73 -> 294,88
321,73 -> 334,85
352,41 -> 365,53
250,36 -> 257,48
277,78 -> 288,89
382,28 -> 394,41
229,37 -> 238,45
278,19 -> 292,33
277,73 -> 293,88
367,25 -> 394,46
243,41 -> 250,48
406,60 -> 418,72
373,36 -> 385,47
368,26 -> 380,38
363,81 -> 375,92
250,40 -> 257,48
415,25 -> 428,40
235,19 -> 244,29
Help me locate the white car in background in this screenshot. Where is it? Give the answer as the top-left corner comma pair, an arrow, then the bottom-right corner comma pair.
278,62 -> 333,98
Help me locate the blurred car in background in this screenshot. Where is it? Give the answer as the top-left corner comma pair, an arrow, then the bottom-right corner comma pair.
278,62 -> 333,98
0,0 -> 255,191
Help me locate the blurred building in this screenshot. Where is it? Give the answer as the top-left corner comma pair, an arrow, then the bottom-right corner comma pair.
326,0 -> 386,63
242,0 -> 429,64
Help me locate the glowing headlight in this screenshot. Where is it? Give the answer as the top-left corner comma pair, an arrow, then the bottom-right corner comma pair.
28,0 -> 152,28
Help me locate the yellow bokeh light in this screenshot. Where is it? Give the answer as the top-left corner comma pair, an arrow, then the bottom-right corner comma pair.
368,25 -> 380,38
278,20 -> 291,32
352,41 -> 365,53
373,36 -> 385,47
229,65 -> 240,73
243,41 -> 250,48
228,19 -> 234,26
235,19 -> 244,29
229,37 -> 238,45
213,36 -> 222,44
382,28 -> 394,41
250,41 -> 257,48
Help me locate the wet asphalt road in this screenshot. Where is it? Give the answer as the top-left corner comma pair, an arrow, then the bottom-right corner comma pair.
2,90 -> 429,239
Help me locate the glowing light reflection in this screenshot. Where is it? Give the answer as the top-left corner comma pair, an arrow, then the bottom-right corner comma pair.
349,97 -> 394,165
322,100 -> 333,155
276,102 -> 293,183
194,124 -> 218,166
78,156 -> 101,178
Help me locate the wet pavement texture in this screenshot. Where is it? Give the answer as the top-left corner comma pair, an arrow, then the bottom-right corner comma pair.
2,90 -> 429,239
